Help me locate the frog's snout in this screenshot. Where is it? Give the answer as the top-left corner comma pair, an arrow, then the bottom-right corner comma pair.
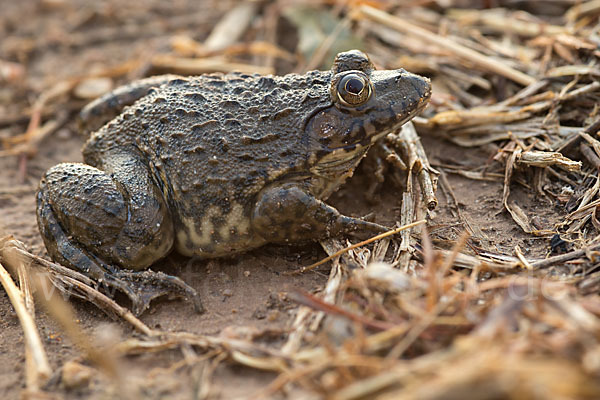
411,75 -> 432,104
371,69 -> 431,116
395,70 -> 432,105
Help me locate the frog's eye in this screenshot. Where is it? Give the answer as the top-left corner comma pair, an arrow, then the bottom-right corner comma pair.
336,73 -> 372,107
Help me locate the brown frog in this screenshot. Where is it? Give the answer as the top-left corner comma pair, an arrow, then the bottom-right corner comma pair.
37,50 -> 431,314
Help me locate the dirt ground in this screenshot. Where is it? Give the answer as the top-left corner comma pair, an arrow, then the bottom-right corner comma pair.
0,1 -> 572,399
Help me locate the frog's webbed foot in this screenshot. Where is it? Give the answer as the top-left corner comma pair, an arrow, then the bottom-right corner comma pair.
103,269 -> 204,316
364,141 -> 403,203
370,122 -> 438,210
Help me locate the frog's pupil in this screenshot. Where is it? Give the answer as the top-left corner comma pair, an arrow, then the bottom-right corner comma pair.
346,78 -> 363,94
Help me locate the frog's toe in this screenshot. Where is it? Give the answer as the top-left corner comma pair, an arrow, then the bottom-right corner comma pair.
109,269 -> 204,315
341,216 -> 390,237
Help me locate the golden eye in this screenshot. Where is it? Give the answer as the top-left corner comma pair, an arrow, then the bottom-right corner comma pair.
336,73 -> 372,106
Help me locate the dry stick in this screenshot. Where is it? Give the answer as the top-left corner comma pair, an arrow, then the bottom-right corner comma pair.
514,245 -> 534,270
560,81 -> 600,101
556,117 -> 600,153
311,239 -> 345,332
0,262 -> 51,384
439,230 -> 471,275
504,148 -> 536,234
58,274 -> 156,336
393,122 -> 438,210
0,117 -> 65,158
298,17 -> 351,72
1,238 -> 156,391
386,293 -> 457,360
357,5 -> 536,86
15,250 -> 40,392
0,237 -> 42,391
567,0 -> 600,20
530,244 -> 600,270
151,55 -> 274,76
251,358 -> 332,400
289,220 -> 426,275
34,272 -> 120,379
287,290 -> 395,331
580,142 -> 600,170
203,2 -> 259,52
284,231 -> 421,353
9,247 -> 285,373
9,246 -> 155,336
281,305 -> 314,356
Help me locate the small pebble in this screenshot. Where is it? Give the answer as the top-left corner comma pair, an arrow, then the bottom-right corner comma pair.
267,310 -> 279,321
73,77 -> 113,99
55,128 -> 72,140
0,60 -> 25,83
62,360 -> 93,389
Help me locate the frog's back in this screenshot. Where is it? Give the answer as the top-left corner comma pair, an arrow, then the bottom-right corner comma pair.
87,72 -> 333,256
132,72 -> 328,202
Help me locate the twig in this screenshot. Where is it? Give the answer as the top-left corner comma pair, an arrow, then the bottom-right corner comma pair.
0,261 -> 51,385
13,243 -> 39,392
6,241 -> 155,336
514,245 -> 534,270
440,231 -> 471,275
288,220 -> 426,275
386,293 -> 457,360
449,8 -> 568,38
288,290 -> 395,331
580,142 -> 600,170
531,244 -> 600,269
204,2 -> 259,52
298,17 -> 351,72
357,5 -> 536,86
389,122 -> 439,210
151,55 -> 274,75
34,272 -> 120,378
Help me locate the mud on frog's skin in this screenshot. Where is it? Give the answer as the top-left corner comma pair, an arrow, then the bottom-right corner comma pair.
36,50 -> 431,314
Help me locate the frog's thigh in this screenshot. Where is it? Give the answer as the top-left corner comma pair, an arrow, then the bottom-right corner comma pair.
37,162 -> 173,272
251,183 -> 386,243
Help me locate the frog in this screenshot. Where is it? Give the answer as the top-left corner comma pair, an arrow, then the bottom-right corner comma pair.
36,50 -> 431,315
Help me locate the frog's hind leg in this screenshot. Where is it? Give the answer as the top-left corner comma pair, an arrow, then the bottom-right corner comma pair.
36,162 -> 203,315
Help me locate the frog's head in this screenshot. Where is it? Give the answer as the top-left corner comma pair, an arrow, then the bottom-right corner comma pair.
305,50 -> 431,175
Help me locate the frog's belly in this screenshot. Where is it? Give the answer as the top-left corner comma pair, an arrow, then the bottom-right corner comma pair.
173,204 -> 266,258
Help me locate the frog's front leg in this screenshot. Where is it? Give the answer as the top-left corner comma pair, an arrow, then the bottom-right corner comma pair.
366,123 -> 438,210
251,182 -> 389,243
36,154 -> 202,315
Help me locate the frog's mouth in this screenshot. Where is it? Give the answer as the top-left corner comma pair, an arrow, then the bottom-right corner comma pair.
310,143 -> 370,176
363,69 -> 431,143
309,144 -> 371,199
311,91 -> 430,157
